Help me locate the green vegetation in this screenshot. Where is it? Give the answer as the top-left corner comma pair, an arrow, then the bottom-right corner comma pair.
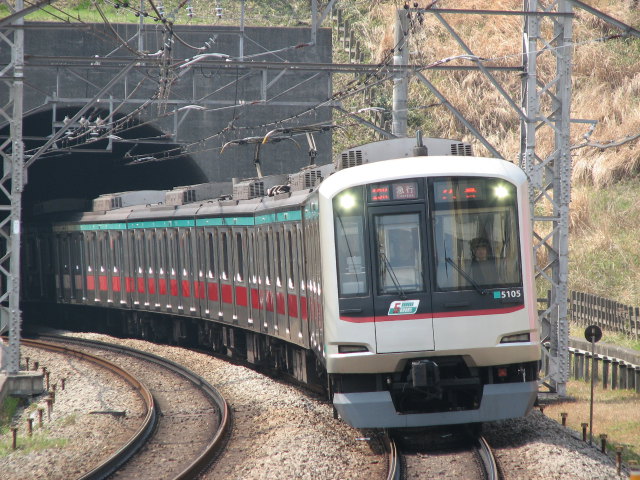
570,182 -> 640,307
0,431 -> 68,456
570,324 -> 640,352
0,396 -> 21,435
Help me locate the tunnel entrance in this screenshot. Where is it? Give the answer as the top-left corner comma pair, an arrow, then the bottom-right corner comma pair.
4,107 -> 207,218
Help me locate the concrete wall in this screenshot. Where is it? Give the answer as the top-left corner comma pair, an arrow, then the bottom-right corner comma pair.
1,22 -> 332,197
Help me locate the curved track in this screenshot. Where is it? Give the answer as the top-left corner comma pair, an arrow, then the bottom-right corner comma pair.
476,435 -> 500,480
30,334 -> 231,480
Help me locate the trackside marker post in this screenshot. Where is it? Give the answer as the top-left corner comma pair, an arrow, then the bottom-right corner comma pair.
585,325 -> 602,446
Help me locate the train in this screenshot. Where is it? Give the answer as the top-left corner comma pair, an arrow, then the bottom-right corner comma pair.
23,135 -> 540,429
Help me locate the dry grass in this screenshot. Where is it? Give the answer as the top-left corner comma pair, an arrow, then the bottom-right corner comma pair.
339,0 -> 640,177
543,380 -> 640,463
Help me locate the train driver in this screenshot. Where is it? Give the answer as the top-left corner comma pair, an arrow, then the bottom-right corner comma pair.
470,237 -> 498,285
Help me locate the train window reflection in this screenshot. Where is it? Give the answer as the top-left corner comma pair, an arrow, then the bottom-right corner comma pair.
335,216 -> 368,296
374,213 -> 424,295
432,179 -> 521,291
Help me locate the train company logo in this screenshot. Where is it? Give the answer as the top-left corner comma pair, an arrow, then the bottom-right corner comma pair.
388,300 -> 420,315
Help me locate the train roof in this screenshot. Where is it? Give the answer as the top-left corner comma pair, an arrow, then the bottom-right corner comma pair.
35,136 -> 489,224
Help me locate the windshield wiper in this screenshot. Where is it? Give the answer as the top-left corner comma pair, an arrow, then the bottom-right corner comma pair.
445,257 -> 487,296
380,251 -> 407,299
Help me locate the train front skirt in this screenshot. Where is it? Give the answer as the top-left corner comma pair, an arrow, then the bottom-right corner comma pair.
333,381 -> 538,428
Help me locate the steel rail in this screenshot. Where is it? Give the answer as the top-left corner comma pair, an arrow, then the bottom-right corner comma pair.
20,337 -> 158,480
384,432 -> 401,480
35,334 -> 231,480
477,436 -> 500,480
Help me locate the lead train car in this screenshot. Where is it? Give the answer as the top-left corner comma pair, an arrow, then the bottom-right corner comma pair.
25,137 -> 540,429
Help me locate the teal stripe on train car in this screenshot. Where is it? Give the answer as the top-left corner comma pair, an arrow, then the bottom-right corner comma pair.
79,223 -> 128,231
224,217 -> 255,226
127,219 -> 195,229
277,211 -> 302,222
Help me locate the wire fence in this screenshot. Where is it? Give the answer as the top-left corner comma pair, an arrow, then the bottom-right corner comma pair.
569,291 -> 640,341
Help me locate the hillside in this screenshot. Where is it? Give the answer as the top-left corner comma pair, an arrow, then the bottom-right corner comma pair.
332,0 -> 640,305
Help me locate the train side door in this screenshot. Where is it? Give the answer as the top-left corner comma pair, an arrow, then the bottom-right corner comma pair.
369,206 -> 435,353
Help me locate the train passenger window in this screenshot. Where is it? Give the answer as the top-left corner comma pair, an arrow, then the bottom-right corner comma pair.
207,232 -> 216,278
287,230 -> 295,289
374,213 -> 424,294
221,232 -> 229,280
335,216 -> 368,296
157,233 -> 164,275
147,232 -> 156,274
275,231 -> 284,287
235,232 -> 244,282
264,231 -> 272,285
431,177 -> 522,291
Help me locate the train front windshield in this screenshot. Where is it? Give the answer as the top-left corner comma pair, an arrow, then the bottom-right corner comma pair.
432,178 -> 521,291
334,177 -> 522,298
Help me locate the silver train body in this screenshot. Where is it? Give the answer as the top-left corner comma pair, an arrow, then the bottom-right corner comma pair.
25,137 -> 540,429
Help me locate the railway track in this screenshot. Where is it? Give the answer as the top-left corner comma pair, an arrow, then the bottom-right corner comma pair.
386,429 -> 500,480
28,334 -> 230,480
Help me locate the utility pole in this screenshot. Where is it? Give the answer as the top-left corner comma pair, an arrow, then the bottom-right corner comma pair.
392,9 -> 409,137
521,0 -> 573,395
0,0 -> 25,375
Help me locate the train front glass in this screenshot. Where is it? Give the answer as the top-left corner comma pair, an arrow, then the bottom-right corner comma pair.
334,177 -> 522,306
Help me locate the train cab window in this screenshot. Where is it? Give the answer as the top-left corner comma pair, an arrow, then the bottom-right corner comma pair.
374,213 -> 424,295
335,215 -> 368,296
431,177 -> 522,291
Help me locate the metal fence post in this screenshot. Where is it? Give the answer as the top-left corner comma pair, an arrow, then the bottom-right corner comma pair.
577,351 -> 585,380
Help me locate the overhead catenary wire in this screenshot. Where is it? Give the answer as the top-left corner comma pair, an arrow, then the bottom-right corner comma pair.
18,1 -> 638,164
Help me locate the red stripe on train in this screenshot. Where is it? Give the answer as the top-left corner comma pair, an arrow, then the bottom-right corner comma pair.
339,304 -> 525,323
251,288 -> 260,309
288,294 -> 298,318
208,283 -> 218,301
159,279 -> 167,295
221,284 -> 233,303
236,286 -> 248,307
181,280 -> 191,297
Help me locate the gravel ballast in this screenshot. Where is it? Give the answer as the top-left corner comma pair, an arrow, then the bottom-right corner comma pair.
0,332 -> 628,479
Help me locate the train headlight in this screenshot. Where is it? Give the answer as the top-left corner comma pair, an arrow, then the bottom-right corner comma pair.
500,333 -> 530,343
494,185 -> 510,199
338,192 -> 357,211
338,344 -> 369,354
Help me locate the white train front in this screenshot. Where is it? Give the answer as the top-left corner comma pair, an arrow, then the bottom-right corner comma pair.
319,140 -> 539,428
25,136 -> 540,429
